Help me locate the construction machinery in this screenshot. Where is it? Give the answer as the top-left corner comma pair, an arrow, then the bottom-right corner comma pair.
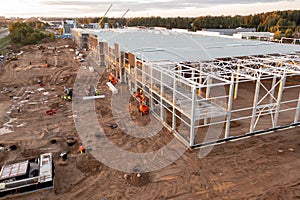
109,73 -> 118,84
99,4 -> 113,28
121,9 -> 130,18
139,102 -> 149,116
135,89 -> 149,115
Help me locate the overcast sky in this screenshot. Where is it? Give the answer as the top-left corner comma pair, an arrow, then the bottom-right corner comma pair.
1,0 -> 300,18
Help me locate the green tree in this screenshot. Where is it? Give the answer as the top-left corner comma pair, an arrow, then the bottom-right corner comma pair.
9,22 -> 54,46
285,28 -> 293,38
274,30 -> 281,39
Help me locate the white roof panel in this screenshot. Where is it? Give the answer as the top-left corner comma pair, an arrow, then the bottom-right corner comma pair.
88,29 -> 299,62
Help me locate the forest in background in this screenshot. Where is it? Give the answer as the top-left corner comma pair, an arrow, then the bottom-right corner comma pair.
9,22 -> 55,47
75,10 -> 300,38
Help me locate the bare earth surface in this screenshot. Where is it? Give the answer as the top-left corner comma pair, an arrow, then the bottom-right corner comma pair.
0,39 -> 300,200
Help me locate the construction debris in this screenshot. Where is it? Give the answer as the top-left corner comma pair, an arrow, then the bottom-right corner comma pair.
106,82 -> 118,94
60,152 -> 68,160
82,95 -> 105,100
45,109 -> 57,115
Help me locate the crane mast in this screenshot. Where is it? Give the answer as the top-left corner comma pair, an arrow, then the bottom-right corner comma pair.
121,9 -> 130,18
99,4 -> 113,28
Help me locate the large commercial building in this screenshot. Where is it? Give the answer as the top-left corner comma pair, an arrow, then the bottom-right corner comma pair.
72,28 -> 300,148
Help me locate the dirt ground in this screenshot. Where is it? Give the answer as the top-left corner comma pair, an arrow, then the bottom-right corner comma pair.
0,39 -> 300,200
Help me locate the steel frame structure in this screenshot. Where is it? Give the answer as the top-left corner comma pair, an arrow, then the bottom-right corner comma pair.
84,35 -> 300,147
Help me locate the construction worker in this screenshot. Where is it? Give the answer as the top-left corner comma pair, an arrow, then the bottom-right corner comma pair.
134,89 -> 143,101
139,102 -> 149,116
79,144 -> 86,154
95,89 -> 99,96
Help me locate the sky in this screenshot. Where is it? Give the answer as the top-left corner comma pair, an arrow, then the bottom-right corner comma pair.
1,0 -> 300,18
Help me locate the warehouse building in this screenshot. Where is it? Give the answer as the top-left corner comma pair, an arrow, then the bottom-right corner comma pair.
72,28 -> 300,148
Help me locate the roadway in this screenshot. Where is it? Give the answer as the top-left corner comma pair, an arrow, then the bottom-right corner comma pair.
0,29 -> 9,39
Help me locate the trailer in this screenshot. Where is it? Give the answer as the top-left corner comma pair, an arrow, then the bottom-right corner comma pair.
0,153 -> 54,198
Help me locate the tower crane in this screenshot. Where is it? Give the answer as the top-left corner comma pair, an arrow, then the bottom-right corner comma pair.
119,9 -> 129,28
121,9 -> 130,18
99,4 -> 113,28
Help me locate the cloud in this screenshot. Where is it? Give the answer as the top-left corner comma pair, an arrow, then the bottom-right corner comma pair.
38,0 -> 298,16
41,0 -> 103,6
41,0 -> 295,9
2,0 -> 297,17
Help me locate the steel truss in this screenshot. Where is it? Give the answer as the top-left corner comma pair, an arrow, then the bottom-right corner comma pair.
95,38 -> 300,147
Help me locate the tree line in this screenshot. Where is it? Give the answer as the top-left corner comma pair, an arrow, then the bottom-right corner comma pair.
76,10 -> 300,38
9,22 -> 55,47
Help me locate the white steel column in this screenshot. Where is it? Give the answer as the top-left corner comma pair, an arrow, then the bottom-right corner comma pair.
150,66 -> 154,111
269,76 -> 277,104
128,64 -> 132,91
206,76 -> 211,99
118,52 -> 123,83
134,56 -> 137,92
142,61 -> 145,85
160,71 -> 164,120
105,43 -> 109,71
191,68 -> 195,92
190,86 -> 196,146
172,75 -> 177,130
198,64 -> 202,96
234,65 -> 240,100
225,76 -> 235,138
294,92 -> 300,123
274,73 -> 286,127
204,75 -> 211,125
250,75 -> 261,133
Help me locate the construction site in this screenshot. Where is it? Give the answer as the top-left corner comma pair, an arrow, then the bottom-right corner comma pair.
72,28 -> 300,147
0,26 -> 300,199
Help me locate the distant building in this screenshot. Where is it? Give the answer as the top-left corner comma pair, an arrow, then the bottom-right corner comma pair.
83,23 -> 99,29
83,24 -> 94,29
104,23 -> 109,29
204,28 -> 256,36
71,29 -> 89,49
236,32 -> 274,41
62,19 -> 76,35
